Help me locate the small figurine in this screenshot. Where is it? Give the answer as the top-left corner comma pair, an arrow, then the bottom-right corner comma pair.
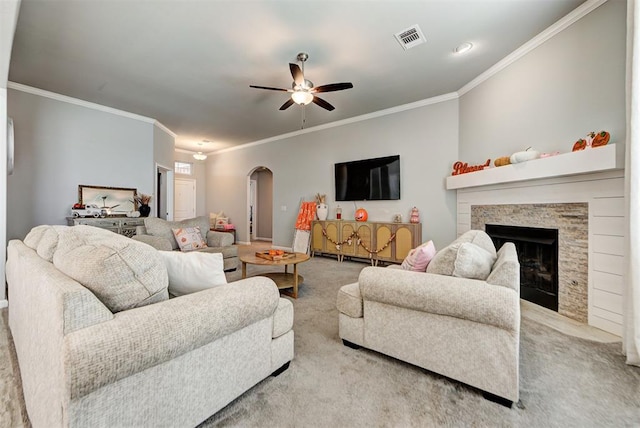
410,207 -> 420,224
393,213 -> 402,223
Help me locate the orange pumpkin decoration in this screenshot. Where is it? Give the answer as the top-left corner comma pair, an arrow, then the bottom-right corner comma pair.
572,138 -> 587,152
494,156 -> 511,167
592,131 -> 610,148
355,208 -> 368,222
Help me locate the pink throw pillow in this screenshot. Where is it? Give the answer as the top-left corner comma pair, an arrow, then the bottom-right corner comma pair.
401,240 -> 436,272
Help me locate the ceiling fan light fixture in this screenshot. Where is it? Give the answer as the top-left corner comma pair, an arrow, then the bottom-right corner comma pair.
291,91 -> 313,105
193,152 -> 207,161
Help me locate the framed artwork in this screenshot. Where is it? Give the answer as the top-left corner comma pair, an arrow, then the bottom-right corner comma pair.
78,185 -> 137,215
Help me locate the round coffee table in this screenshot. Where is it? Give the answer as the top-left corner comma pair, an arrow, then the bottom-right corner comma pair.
240,252 -> 310,299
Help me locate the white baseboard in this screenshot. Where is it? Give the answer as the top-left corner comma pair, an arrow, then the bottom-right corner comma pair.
0,300 -> 8,309
237,241 -> 251,245
254,237 -> 272,242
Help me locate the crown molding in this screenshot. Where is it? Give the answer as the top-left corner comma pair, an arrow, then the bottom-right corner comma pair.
457,0 -> 608,96
154,120 -> 176,137
7,81 -> 157,123
213,92 -> 459,155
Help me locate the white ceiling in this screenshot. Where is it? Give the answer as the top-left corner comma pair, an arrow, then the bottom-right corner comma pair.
9,0 -> 586,153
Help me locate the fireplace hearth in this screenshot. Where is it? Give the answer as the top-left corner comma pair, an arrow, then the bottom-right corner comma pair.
486,224 -> 559,311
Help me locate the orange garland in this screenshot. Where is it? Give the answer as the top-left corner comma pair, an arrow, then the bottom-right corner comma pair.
321,228 -> 396,256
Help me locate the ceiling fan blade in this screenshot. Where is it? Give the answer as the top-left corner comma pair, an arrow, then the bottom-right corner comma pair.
289,63 -> 304,86
279,98 -> 295,111
312,82 -> 353,93
312,96 -> 335,111
249,85 -> 292,92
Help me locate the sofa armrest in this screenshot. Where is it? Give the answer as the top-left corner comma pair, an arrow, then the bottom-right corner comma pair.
131,234 -> 173,251
207,230 -> 233,247
64,277 -> 280,399
358,267 -> 519,331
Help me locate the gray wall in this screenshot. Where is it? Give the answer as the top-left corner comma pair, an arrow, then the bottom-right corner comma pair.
174,151 -> 207,216
7,89 -> 155,240
459,0 -> 627,162
206,99 -> 459,250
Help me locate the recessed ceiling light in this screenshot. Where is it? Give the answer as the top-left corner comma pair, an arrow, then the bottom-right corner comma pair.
454,42 -> 473,54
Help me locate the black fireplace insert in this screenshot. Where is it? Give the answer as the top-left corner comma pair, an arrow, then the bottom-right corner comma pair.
486,224 -> 559,312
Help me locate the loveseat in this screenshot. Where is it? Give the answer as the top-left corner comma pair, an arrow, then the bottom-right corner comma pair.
7,224 -> 294,427
133,216 -> 239,271
336,230 -> 520,405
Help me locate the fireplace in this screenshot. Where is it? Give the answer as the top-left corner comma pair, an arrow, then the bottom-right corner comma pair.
486,224 -> 559,311
471,203 -> 588,323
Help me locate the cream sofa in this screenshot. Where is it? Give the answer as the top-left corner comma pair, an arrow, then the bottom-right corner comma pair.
133,216 -> 239,271
7,225 -> 294,427
336,230 -> 520,405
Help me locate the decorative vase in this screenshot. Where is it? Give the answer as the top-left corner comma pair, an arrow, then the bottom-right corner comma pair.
139,204 -> 151,217
316,203 -> 328,221
410,207 -> 420,224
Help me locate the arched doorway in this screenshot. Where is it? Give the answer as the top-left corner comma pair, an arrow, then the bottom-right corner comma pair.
247,167 -> 273,243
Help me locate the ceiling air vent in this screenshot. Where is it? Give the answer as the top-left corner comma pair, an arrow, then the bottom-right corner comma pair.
394,25 -> 426,50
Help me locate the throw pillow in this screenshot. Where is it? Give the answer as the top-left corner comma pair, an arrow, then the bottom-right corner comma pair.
158,251 -> 227,297
209,211 -> 225,228
172,227 -> 208,252
426,242 -> 496,280
451,230 -> 497,257
145,216 -> 211,250
215,217 -> 229,229
401,240 -> 436,272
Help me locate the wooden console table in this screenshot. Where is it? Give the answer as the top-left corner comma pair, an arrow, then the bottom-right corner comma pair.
311,220 -> 422,265
66,217 -> 145,238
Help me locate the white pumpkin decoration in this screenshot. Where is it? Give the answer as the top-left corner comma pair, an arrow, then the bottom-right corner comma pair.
510,148 -> 540,164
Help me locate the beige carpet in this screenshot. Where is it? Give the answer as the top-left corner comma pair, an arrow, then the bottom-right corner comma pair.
2,251 -> 639,427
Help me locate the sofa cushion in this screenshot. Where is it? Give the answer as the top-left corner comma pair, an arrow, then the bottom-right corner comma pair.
172,226 -> 208,252
53,225 -> 169,313
144,216 -> 211,250
427,242 -> 496,281
336,282 -> 363,318
198,245 -> 238,258
400,240 -> 436,272
158,251 -> 227,297
452,229 -> 497,257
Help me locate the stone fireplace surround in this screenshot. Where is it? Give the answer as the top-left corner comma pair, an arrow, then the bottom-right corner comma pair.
471,203 -> 588,322
452,162 -> 625,336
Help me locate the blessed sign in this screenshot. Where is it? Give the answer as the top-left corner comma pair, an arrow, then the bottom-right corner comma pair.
451,159 -> 491,175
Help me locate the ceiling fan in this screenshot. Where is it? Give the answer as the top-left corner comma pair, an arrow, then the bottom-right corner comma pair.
250,52 -> 353,112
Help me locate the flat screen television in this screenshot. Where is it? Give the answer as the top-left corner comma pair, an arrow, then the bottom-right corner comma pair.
334,155 -> 400,201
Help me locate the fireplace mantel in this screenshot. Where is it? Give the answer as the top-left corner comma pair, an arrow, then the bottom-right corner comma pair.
446,144 -> 624,190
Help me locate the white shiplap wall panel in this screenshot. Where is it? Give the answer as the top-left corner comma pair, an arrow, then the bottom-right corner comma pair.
456,170 -> 625,336
592,234 -> 625,256
591,217 -> 625,236
591,270 -> 623,295
592,253 -> 625,275
592,289 -> 623,314
591,197 -> 626,216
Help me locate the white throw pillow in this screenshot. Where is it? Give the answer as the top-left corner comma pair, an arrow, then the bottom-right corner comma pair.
158,251 -> 227,297
427,242 -> 496,281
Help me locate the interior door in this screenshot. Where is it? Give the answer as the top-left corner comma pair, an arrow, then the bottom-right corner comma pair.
174,178 -> 196,221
